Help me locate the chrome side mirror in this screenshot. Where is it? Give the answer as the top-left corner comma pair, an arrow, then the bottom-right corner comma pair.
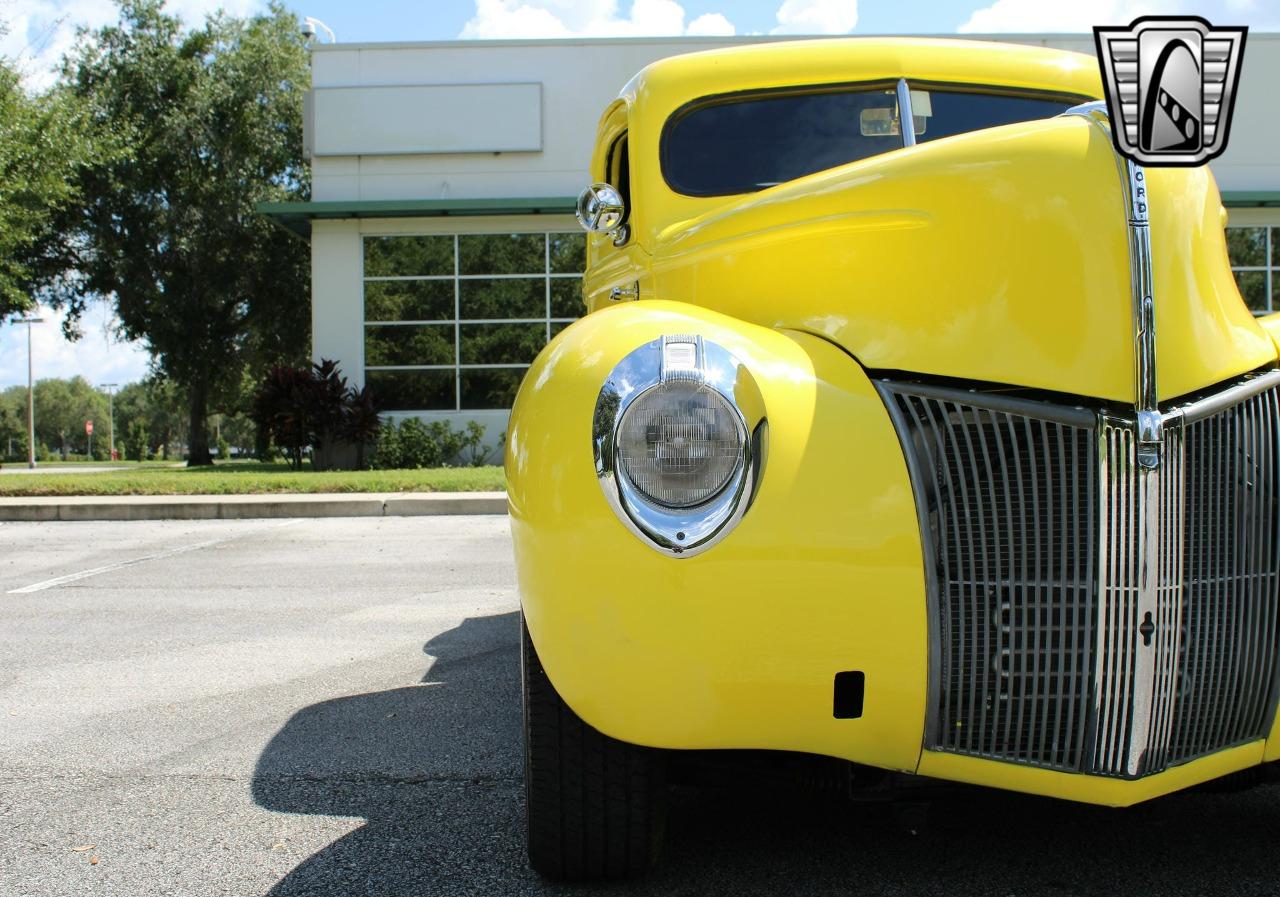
575,183 -> 627,240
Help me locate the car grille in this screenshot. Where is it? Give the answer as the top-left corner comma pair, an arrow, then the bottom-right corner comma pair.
879,373 -> 1280,778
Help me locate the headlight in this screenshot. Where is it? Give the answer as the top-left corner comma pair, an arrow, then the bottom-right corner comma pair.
616,381 -> 743,509
593,335 -> 765,557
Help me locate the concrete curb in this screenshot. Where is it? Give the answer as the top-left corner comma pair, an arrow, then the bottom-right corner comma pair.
0,491 -> 509,522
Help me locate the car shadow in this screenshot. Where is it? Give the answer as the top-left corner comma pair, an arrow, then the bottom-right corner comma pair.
253,611 -> 1280,897
251,611 -> 530,896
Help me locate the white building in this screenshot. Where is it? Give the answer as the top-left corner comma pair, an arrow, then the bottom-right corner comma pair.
262,34 -> 1280,441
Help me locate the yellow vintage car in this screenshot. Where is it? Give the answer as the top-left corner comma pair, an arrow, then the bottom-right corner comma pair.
506,37 -> 1280,880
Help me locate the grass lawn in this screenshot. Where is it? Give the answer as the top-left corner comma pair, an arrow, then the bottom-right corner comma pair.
0,462 -> 506,497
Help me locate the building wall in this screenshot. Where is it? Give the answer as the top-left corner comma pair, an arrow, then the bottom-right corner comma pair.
307,37 -> 756,203
312,220 -> 363,377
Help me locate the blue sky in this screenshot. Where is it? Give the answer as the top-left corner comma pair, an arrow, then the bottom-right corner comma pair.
2,0 -> 1278,388
277,1 -> 1280,43
281,0 -> 982,41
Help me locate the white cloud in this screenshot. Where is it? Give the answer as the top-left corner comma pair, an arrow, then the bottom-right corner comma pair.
458,0 -> 572,38
687,12 -> 734,36
459,0 -> 737,39
772,0 -> 857,35
0,303 -> 151,390
958,0 -> 1153,32
0,0 -> 264,89
957,0 -> 1280,32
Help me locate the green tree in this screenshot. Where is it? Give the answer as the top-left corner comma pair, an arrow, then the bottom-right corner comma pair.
125,419 -> 150,461
0,52 -> 94,317
32,376 -> 109,456
112,381 -> 149,440
115,376 -> 187,458
46,0 -> 310,465
218,411 -> 257,457
0,386 -> 27,458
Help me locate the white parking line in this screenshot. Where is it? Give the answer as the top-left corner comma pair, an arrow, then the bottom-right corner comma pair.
6,520 -> 301,594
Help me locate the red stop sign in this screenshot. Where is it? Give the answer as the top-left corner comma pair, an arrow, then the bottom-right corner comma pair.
85,420 -> 94,435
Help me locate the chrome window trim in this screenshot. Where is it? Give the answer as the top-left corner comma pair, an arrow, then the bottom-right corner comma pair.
593,336 -> 765,558
895,78 -> 916,147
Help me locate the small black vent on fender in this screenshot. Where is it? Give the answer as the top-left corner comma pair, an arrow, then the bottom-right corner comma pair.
833,671 -> 866,719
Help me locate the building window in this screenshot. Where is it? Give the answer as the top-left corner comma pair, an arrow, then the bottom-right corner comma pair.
363,232 -> 585,411
1227,226 -> 1278,315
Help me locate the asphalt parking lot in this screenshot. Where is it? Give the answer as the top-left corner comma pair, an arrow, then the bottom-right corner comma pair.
3,516 -> 1280,897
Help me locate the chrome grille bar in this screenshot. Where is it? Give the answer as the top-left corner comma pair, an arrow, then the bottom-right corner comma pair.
880,384 -> 1098,770
1166,383 -> 1280,764
880,372 -> 1280,778
1091,418 -> 1186,776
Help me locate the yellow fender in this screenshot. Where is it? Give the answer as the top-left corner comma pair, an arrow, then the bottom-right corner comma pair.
507,299 -> 928,774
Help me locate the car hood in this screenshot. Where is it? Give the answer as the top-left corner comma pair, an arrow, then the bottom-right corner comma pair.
647,115 -> 1275,404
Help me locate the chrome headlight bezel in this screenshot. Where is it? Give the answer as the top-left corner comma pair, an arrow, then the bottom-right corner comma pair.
592,335 -> 765,557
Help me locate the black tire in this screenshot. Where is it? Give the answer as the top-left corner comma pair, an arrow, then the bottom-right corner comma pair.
522,618 -> 667,881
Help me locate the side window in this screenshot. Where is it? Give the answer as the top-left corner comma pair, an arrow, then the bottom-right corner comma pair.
663,88 -> 903,196
913,91 -> 1082,144
606,133 -> 631,224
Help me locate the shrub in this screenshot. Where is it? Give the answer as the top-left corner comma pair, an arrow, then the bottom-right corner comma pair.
251,360 -> 382,471
373,419 -> 403,469
252,364 -> 316,469
371,418 -> 479,469
308,359 -> 351,459
462,421 -> 488,467
342,386 -> 381,470
428,421 -> 466,465
396,418 -> 433,468
216,434 -> 231,461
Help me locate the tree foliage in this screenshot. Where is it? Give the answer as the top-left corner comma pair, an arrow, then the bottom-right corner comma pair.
0,374 -> 193,459
114,376 -> 188,458
0,58 -> 94,316
125,419 -> 150,461
0,386 -> 27,456
1,377 -> 108,456
44,0 -> 310,465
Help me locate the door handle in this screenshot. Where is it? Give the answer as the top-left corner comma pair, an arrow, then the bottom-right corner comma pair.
609,281 -> 639,302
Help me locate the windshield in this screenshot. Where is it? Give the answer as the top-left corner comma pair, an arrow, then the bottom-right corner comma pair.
661,84 -> 1087,197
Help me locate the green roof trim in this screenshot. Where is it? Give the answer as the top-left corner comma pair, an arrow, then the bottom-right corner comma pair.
1222,191 -> 1280,208
260,190 -> 1278,239
257,197 -> 578,238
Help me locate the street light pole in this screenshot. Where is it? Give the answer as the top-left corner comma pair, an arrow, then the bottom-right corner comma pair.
13,316 -> 44,469
100,383 -> 118,460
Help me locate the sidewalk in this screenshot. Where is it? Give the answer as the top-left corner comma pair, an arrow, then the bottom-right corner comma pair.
0,463 -> 187,475
0,491 -> 508,522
